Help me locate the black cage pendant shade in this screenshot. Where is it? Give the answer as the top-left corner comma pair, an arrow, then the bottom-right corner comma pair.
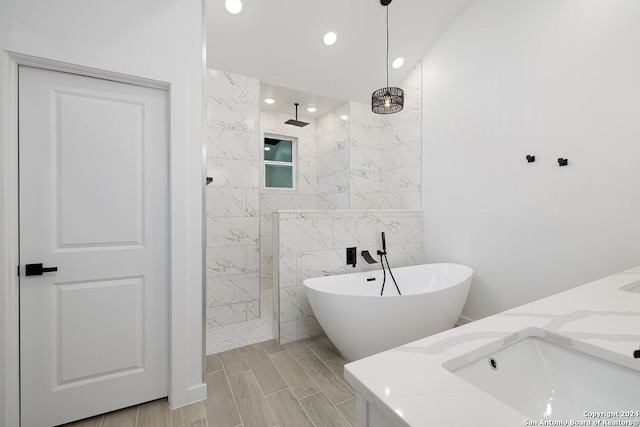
372,0 -> 404,114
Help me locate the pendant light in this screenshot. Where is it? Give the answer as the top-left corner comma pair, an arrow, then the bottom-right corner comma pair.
371,0 -> 404,114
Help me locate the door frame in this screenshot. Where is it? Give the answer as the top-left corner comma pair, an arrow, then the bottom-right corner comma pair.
1,52 -> 207,426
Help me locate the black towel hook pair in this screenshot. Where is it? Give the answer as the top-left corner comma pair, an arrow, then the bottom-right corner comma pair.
526,155 -> 568,166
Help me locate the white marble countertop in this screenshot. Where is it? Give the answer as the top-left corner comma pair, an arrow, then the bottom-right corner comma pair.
344,265 -> 640,427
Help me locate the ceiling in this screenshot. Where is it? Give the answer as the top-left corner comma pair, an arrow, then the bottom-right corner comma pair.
206,0 -> 476,116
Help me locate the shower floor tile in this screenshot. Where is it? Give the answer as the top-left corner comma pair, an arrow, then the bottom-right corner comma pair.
206,289 -> 274,355
206,315 -> 273,355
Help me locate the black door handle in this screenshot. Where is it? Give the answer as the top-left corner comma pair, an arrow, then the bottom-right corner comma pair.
25,263 -> 58,276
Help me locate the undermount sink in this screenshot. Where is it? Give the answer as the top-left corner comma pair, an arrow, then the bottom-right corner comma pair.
443,328 -> 640,422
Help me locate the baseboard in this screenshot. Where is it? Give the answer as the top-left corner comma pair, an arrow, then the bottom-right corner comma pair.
186,383 -> 207,405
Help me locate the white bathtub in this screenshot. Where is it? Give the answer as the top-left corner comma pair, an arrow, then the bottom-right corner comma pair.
303,263 -> 473,361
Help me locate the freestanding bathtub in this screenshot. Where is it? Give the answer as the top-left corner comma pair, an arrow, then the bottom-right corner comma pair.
303,263 -> 473,361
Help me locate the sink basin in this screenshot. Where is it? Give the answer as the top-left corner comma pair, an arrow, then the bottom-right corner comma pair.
444,328 -> 640,422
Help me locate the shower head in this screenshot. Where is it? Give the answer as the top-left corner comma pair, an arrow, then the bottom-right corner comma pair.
285,118 -> 309,127
285,103 -> 309,127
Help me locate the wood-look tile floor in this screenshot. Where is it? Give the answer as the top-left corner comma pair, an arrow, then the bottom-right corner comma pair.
61,336 -> 356,427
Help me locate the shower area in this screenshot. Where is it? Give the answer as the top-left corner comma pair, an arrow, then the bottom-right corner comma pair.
204,69 -> 328,354
205,66 -> 422,354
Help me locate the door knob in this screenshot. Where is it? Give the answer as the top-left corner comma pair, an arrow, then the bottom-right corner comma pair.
25,263 -> 58,276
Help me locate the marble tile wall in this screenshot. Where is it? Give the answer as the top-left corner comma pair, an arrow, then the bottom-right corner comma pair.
348,102 -> 385,209
382,63 -> 423,209
273,209 -> 423,343
259,111 -> 319,297
317,88 -> 421,211
316,103 -> 350,209
206,69 -> 261,328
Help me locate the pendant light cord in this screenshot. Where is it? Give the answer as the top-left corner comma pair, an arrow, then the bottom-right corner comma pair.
385,5 -> 390,90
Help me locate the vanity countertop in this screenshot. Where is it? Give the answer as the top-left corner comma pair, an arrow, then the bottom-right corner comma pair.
344,266 -> 640,427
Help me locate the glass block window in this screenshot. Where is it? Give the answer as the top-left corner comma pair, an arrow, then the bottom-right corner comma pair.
264,136 -> 295,189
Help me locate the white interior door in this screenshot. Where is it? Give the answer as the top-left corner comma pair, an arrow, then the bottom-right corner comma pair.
19,66 -> 169,426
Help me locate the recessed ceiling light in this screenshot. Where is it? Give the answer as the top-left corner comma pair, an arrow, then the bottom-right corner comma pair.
264,98 -> 276,104
340,115 -> 349,121
306,106 -> 317,113
225,0 -> 242,15
392,57 -> 404,69
323,31 -> 337,46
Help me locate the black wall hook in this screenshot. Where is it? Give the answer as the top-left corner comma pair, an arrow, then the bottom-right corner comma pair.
558,158 -> 568,166
526,155 -> 535,163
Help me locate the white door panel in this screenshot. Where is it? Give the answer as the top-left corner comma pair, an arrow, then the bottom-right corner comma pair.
55,90 -> 144,248
19,66 -> 169,426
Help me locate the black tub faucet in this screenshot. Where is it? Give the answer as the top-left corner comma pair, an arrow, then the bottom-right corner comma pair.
361,250 -> 378,264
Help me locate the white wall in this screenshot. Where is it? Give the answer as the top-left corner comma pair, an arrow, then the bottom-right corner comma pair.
0,0 -> 206,422
422,0 -> 640,321
0,6 -> 17,423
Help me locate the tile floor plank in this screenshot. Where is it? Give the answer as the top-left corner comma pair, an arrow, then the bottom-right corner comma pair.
284,340 -> 313,358
336,397 -> 357,426
243,349 -> 288,395
62,416 -> 104,427
269,350 -> 321,399
239,339 -> 285,354
206,352 -> 223,373
172,401 -> 205,427
181,420 -> 207,427
239,341 -> 268,353
322,335 -> 340,352
227,371 -> 277,427
265,389 -> 314,427
138,399 -> 171,427
300,392 -> 352,427
203,371 -> 242,427
259,339 -> 288,355
323,356 -> 353,391
101,405 -> 138,427
297,355 -> 354,405
305,336 -> 340,361
219,348 -> 250,376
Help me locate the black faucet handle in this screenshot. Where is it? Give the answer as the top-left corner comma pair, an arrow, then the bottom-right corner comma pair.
346,247 -> 357,268
634,348 -> 640,358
